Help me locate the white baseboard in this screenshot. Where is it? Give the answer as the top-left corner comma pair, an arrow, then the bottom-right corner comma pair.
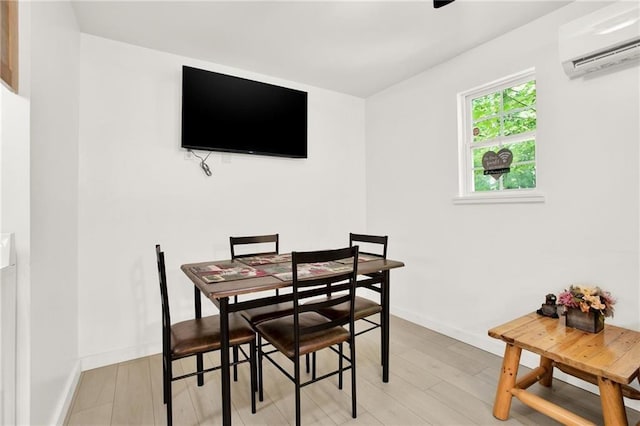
390,306 -> 640,413
81,342 -> 160,371
53,361 -> 81,426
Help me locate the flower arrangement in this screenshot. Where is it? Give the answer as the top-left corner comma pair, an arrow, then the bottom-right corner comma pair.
558,285 -> 616,318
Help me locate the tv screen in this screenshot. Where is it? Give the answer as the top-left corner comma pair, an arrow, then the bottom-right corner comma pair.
181,66 -> 308,158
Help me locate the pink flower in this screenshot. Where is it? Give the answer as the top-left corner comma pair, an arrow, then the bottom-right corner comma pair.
558,290 -> 578,308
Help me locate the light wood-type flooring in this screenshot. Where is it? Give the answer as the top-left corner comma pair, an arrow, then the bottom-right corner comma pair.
65,315 -> 640,425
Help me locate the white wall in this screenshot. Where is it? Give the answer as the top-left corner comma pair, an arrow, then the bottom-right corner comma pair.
77,35 -> 367,368
0,85 -> 32,426
1,2 -> 82,425
366,0 -> 639,359
29,2 -> 81,424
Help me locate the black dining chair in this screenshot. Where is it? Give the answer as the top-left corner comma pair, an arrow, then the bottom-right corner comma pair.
155,245 -> 257,425
230,234 -> 294,323
255,246 -> 359,425
229,234 -> 296,392
310,233 -> 387,363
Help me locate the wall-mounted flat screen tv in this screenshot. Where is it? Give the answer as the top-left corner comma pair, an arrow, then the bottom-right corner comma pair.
181,66 -> 308,158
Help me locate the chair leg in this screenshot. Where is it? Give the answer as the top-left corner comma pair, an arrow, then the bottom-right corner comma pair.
233,346 -> 239,382
162,356 -> 169,404
350,339 -> 357,418
380,318 -> 384,366
166,358 -> 173,426
258,335 -> 264,402
305,353 -> 310,373
249,341 -> 257,414
312,352 -> 317,380
294,354 -> 301,426
251,343 -> 257,394
338,343 -> 343,390
196,353 -> 204,386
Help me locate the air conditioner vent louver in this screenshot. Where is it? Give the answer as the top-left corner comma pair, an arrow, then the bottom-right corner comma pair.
573,39 -> 640,68
560,2 -> 640,78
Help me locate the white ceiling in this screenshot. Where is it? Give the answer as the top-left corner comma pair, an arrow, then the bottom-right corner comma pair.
71,1 -> 572,97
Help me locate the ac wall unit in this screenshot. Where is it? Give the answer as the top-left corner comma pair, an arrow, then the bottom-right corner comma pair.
559,1 -> 640,78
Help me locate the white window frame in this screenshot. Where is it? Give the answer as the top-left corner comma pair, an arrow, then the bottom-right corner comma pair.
454,68 -> 544,205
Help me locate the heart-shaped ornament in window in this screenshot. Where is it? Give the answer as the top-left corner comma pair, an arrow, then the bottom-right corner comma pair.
482,148 -> 513,180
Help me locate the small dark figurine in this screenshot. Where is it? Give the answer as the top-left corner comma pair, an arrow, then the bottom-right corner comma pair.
537,293 -> 559,318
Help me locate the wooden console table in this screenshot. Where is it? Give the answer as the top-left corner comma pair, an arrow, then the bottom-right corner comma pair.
489,312 -> 640,426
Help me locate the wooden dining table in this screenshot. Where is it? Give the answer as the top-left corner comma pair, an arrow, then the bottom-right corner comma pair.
181,252 -> 405,426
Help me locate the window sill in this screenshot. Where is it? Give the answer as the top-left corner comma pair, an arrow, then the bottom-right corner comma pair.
453,191 -> 545,205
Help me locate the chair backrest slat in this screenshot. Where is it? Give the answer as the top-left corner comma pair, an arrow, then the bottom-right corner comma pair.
302,293 -> 351,313
230,234 -> 279,259
293,273 -> 354,290
349,233 -> 388,259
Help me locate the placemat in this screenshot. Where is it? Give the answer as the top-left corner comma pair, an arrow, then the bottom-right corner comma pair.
238,253 -> 292,266
191,261 -> 267,283
273,261 -> 353,281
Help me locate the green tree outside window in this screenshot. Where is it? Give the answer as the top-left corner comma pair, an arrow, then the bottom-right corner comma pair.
469,79 -> 536,192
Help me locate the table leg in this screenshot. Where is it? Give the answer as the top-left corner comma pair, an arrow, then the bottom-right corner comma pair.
381,270 -> 390,383
219,297 -> 232,426
598,376 -> 627,426
493,343 -> 522,420
539,356 -> 553,387
194,286 -> 204,387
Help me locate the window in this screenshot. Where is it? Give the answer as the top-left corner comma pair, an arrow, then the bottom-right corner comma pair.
0,0 -> 18,92
456,69 -> 542,203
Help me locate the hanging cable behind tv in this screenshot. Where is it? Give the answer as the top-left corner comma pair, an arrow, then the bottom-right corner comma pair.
189,149 -> 212,176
